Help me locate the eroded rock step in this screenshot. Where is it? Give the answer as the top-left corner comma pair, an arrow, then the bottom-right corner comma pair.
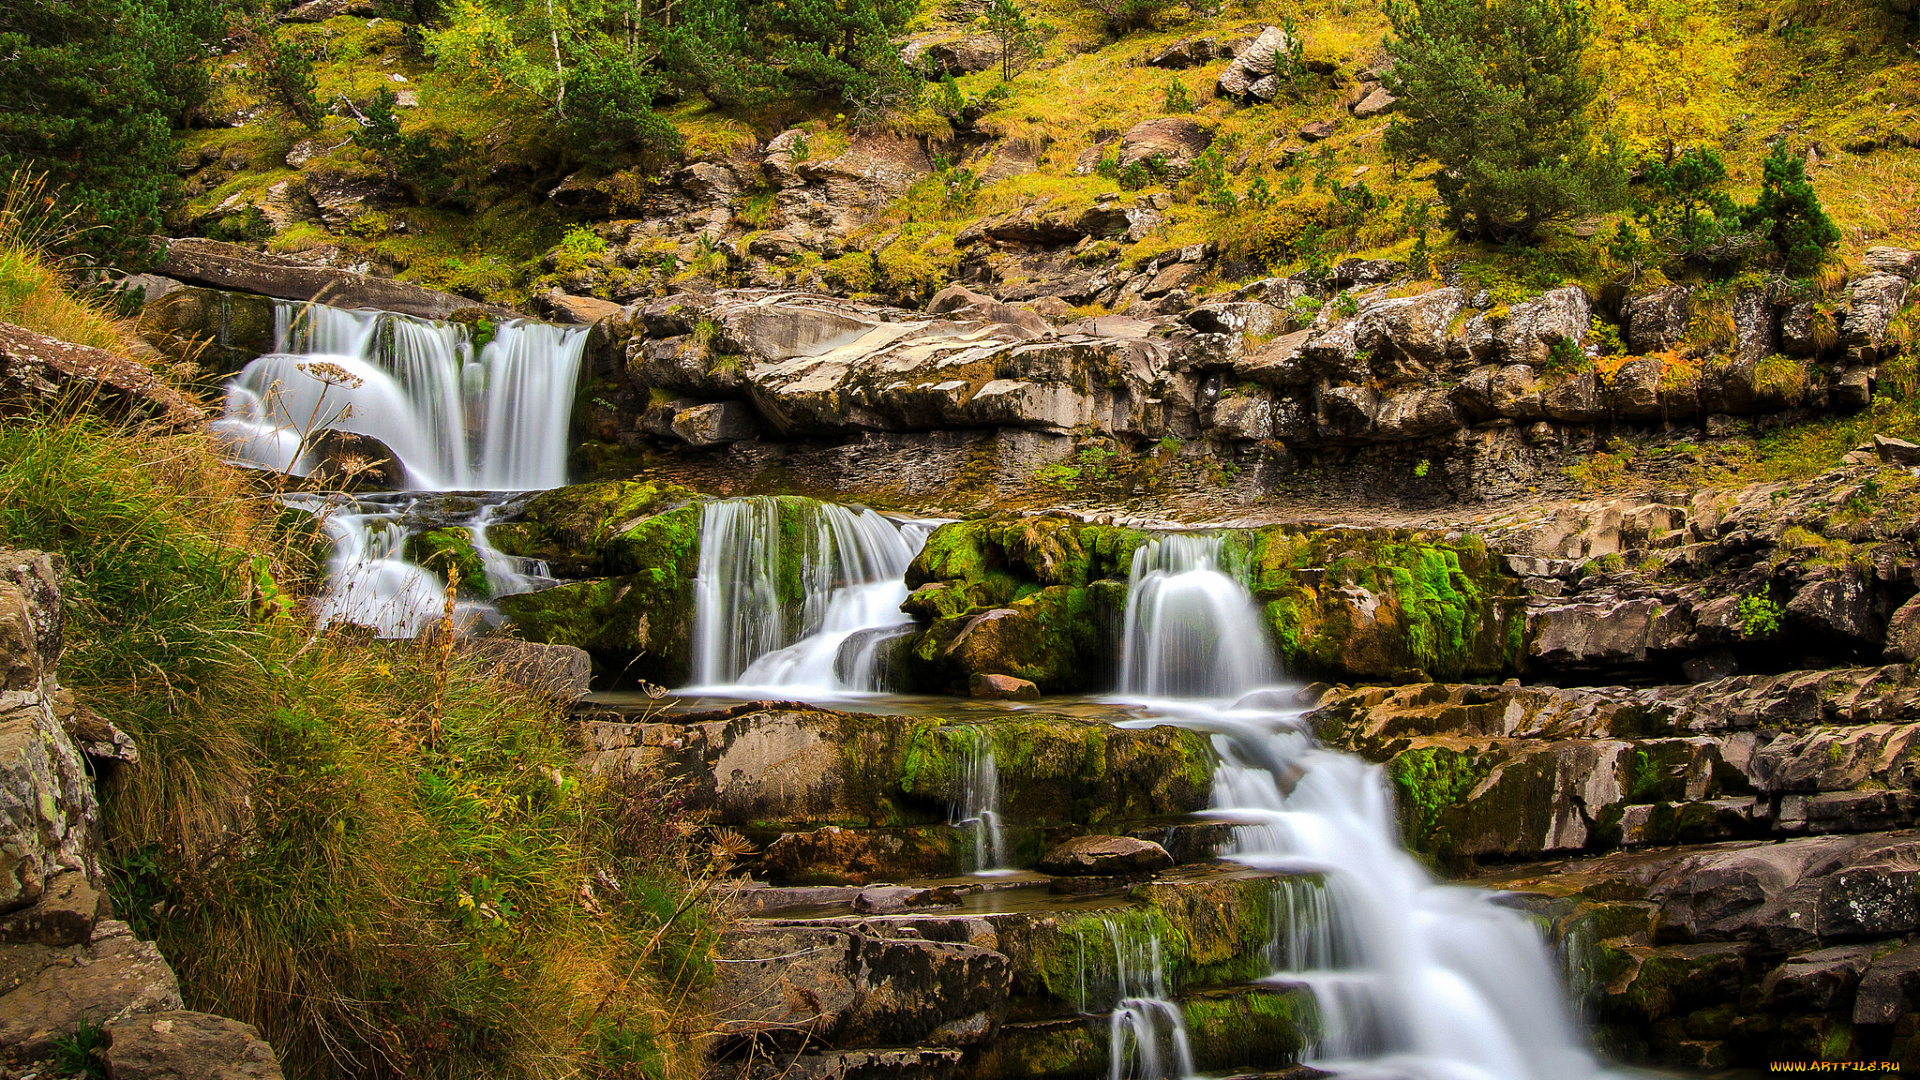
578,701 -> 1218,883
709,867 -> 1328,1079
1309,664 -> 1920,869
1486,834 -> 1920,1072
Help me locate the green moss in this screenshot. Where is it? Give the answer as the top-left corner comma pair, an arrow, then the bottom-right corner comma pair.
405,527 -> 490,599
1386,744 -> 1499,858
1182,989 -> 1307,1075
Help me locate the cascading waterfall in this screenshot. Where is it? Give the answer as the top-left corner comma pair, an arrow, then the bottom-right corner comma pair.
949,728 -> 1010,875
1113,538 -> 1604,1080
690,497 -> 935,692
1071,919 -> 1195,1080
212,300 -> 585,491
1119,534 -> 1279,699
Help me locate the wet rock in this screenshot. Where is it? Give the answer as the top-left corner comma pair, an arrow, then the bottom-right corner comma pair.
1622,286 -> 1692,355
0,323 -> 206,432
105,1010 -> 285,1079
853,885 -> 963,915
1035,836 -> 1173,876
135,284 -> 279,373
761,826 -> 958,885
711,925 -> 1009,1050
969,673 -> 1039,700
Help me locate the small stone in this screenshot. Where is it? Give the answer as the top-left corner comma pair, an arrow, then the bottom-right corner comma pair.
1298,119 -> 1337,142
1351,85 -> 1397,118
969,673 -> 1039,700
1036,835 -> 1174,877
671,401 -> 758,446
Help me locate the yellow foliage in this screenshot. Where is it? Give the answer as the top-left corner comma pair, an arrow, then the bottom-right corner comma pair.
1590,0 -> 1743,162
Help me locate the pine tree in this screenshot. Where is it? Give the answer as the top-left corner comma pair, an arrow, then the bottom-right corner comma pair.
1380,0 -> 1624,241
1744,142 -> 1840,275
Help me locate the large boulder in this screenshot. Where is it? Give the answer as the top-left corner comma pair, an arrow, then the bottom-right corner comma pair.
1622,286 -> 1692,355
1036,836 -> 1174,876
0,323 -> 206,431
1216,26 -> 1293,100
1842,272 -> 1911,362
0,920 -> 184,1055
158,238 -> 519,320
1116,117 -> 1213,173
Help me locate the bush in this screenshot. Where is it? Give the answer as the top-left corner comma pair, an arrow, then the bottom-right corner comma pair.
352,90 -> 474,205
1743,142 -> 1840,275
1737,592 -> 1783,637
1382,0 -> 1624,240
560,53 -> 684,170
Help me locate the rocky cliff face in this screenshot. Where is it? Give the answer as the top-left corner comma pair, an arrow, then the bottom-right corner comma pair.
0,550 -> 283,1076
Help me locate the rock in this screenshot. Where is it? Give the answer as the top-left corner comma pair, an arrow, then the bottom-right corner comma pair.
926,285 -> 1052,338
1863,246 -> 1920,281
1035,835 -> 1174,876
1785,573 -> 1879,645
0,551 -> 100,916
0,872 -> 104,947
1885,596 -> 1920,662
1843,273 -> 1911,361
1854,943 -> 1920,1025
52,694 -> 139,766
158,238 -> 520,321
1875,434 -> 1920,465
1498,286 -> 1591,364
1760,945 -> 1876,1012
1116,117 -> 1213,173
464,638 -> 592,701
0,323 -> 206,432
969,673 -> 1039,700
135,285 -> 279,373
852,885 -> 961,914
1352,286 -> 1463,374
305,429 -> 402,490
0,920 -> 184,1056
1148,35 -> 1229,69
671,401 -> 759,446
1215,26 -> 1293,99
1351,85 -> 1398,117
1210,392 -> 1274,440
902,34 -> 999,77
1622,286 -> 1692,355
539,290 -> 624,325
105,1010 -> 285,1079
1835,367 -> 1874,411
711,925 -> 1008,1049
1297,120 -> 1336,141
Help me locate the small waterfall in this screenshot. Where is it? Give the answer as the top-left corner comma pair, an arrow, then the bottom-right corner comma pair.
1108,533 -> 1604,1080
289,493 -> 542,639
1118,534 -> 1278,700
949,728 -> 1009,875
690,497 -> 935,692
1074,918 -> 1195,1080
212,301 -> 586,491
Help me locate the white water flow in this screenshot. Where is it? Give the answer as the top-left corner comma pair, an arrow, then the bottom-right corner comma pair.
212,301 -> 586,491
950,728 -> 1010,875
1112,535 -> 1604,1080
468,501 -> 554,599
1119,534 -> 1279,699
285,494 -> 483,638
1082,919 -> 1195,1080
689,497 -> 935,693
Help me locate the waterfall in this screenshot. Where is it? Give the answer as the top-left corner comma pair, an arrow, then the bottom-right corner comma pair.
1108,541 -> 1603,1080
212,301 -> 586,491
950,728 -> 1009,875
468,501 -> 553,599
1118,534 -> 1279,700
689,497 -> 935,692
1074,918 -> 1195,1080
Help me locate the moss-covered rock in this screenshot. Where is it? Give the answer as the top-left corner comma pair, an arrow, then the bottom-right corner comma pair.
488,480 -> 697,576
404,527 -> 490,598
1247,526 -> 1530,683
